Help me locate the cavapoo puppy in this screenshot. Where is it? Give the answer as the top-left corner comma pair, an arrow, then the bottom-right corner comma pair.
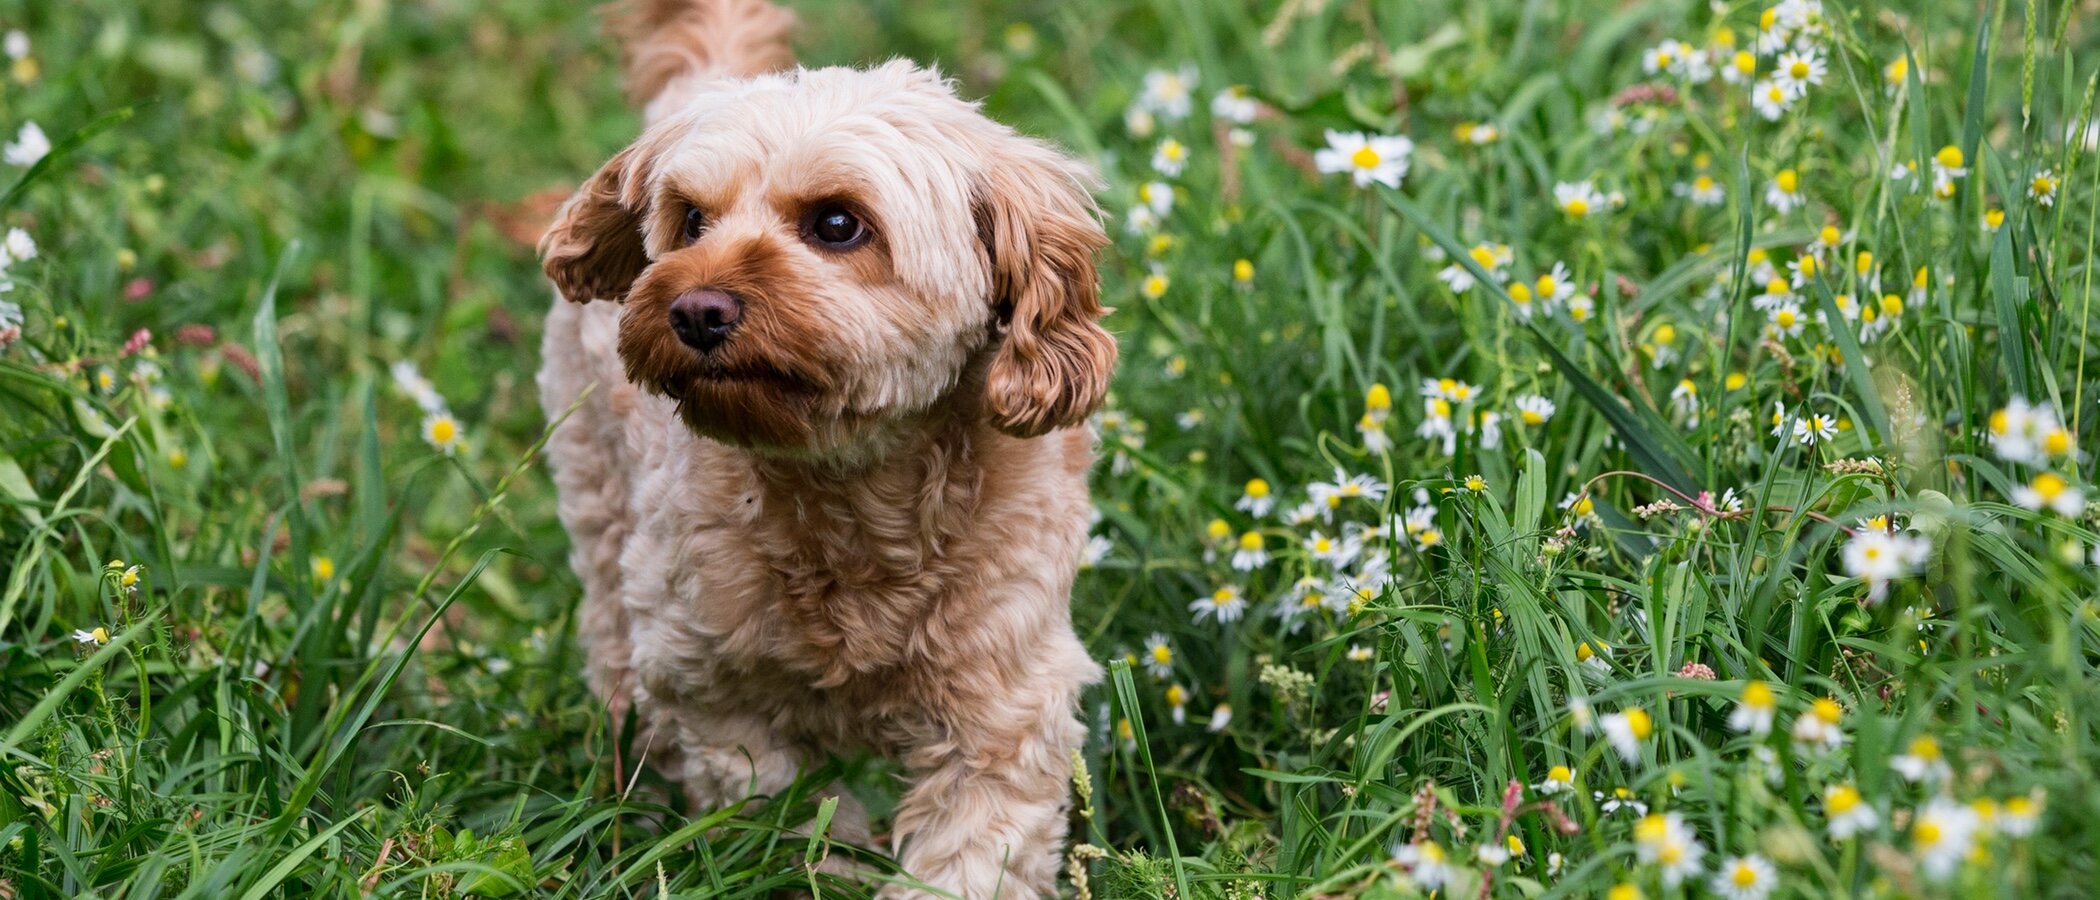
535,0 -> 1114,895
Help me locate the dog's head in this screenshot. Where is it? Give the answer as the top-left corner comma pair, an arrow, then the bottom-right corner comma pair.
540,61 -> 1115,457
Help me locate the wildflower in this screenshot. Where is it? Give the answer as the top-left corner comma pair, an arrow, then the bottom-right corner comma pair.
1151,138 -> 1189,176
2029,169 -> 2059,207
1668,379 -> 1700,424
1730,681 -> 1778,735
1774,49 -> 1826,95
1139,268 -> 1170,300
311,556 -> 336,585
1824,783 -> 1879,838
1608,884 -> 1643,900
423,412 -> 466,455
1081,534 -> 1112,568
1599,787 -> 1647,816
1210,85 -> 1258,124
1115,717 -> 1136,751
2012,471 -> 2085,516
1304,531 -> 1360,567
1475,842 -> 1511,866
1462,474 -> 1488,493
1230,532 -> 1269,571
2,121 -> 47,167
1764,168 -> 1804,212
1453,121 -> 1501,144
1236,478 -> 1275,517
1884,55 -> 1910,91
1929,144 -> 1967,195
1568,695 -> 1595,732
1982,208 -> 2005,233
1188,585 -> 1247,624
1533,261 -> 1575,308
1911,798 -> 1981,881
1,227 -> 34,265
1793,410 -> 1836,446
1750,79 -> 1795,120
1514,394 -> 1555,426
1767,303 -> 1806,339
1164,683 -> 1189,725
1842,530 -> 1932,602
1392,840 -> 1452,891
2000,793 -> 2043,837
1567,294 -> 1594,323
1677,173 -> 1726,205
1635,812 -> 1706,887
1641,40 -> 1684,76
1535,764 -> 1575,795
1137,65 -> 1199,120
1600,708 -> 1652,762
389,359 -> 449,414
1885,736 -> 1952,786
1309,470 -> 1389,508
1555,180 -> 1608,218
1313,130 -> 1412,188
1791,696 -> 1846,751
72,626 -> 110,646
1142,633 -> 1174,678
1437,242 -> 1511,293
1711,854 -> 1778,900
1136,180 -> 1174,216
1231,258 -> 1254,285
1560,492 -> 1596,520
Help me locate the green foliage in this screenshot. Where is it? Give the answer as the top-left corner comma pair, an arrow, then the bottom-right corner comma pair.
1,0 -> 2098,898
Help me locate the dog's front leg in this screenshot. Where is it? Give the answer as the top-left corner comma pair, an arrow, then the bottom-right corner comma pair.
881,702 -> 1085,899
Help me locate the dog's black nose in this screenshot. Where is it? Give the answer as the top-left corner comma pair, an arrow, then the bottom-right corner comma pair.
667,289 -> 743,352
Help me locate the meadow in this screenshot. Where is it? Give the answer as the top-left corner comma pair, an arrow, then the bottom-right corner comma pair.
3,0 -> 2098,896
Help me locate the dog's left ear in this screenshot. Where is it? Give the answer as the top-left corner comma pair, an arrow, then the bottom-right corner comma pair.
541,143 -> 657,304
975,141 -> 1117,438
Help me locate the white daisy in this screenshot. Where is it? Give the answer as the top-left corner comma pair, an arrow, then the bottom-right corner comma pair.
1313,130 -> 1413,189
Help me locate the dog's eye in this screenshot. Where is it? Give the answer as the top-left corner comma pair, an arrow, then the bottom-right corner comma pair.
682,206 -> 708,243
808,206 -> 868,249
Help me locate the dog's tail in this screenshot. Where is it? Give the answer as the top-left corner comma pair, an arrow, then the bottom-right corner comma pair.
605,0 -> 796,110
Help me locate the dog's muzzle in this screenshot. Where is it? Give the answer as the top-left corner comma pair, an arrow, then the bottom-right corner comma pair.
668,289 -> 743,353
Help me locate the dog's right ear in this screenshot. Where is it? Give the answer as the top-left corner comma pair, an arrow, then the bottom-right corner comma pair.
541,143 -> 656,303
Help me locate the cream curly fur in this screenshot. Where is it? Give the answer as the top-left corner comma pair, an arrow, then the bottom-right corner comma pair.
535,2 -> 1113,896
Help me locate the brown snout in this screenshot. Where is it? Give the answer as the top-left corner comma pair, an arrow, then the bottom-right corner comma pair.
667,289 -> 744,353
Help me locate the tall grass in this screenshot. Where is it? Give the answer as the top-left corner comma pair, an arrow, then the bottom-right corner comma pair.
2,0 -> 2097,897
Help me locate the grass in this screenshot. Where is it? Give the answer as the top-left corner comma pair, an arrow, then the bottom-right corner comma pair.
2,0 -> 2098,896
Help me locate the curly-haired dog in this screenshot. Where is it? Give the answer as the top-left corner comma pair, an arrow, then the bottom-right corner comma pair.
535,0 -> 1114,895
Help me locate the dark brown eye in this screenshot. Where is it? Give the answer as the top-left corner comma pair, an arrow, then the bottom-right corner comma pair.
682,206 -> 707,243
809,206 -> 867,249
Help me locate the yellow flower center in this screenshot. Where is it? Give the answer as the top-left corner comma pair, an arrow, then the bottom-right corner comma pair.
1767,278 -> 1791,296
1734,51 -> 1756,74
1245,478 -> 1270,498
91,627 -> 109,643
1150,644 -> 1172,664
1565,197 -> 1590,216
1207,519 -> 1231,540
1572,497 -> 1594,516
1742,681 -> 1774,708
1936,145 -> 1965,169
1828,785 -> 1860,813
1625,708 -> 1652,740
2044,428 -> 2073,456
1350,145 -> 1381,170
1915,820 -> 1943,847
2033,175 -> 2057,195
1469,245 -> 1499,268
1548,765 -> 1572,782
429,418 -> 457,444
1775,309 -> 1798,329
1776,169 -> 1799,193
2031,472 -> 2068,501
1521,410 -> 1544,426
1813,697 -> 1843,724
1909,737 -> 1941,760
1233,259 -> 1254,281
1733,862 -> 1760,887
1790,59 -> 1810,79
1239,532 -> 1263,551
1509,282 -> 1534,303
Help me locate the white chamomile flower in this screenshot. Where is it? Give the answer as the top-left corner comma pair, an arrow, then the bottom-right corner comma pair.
1891,736 -> 1952,783
1210,85 -> 1258,124
1236,478 -> 1275,517
2,121 -> 48,168
1230,531 -> 1269,570
1774,49 -> 1826,95
72,626 -> 110,646
1207,702 -> 1232,732
1534,764 -> 1575,795
1764,168 -> 1804,212
1151,138 -> 1190,176
1137,65 -> 1199,120
1554,180 -> 1608,218
1676,172 -> 1726,206
1313,130 -> 1413,189
1189,585 -> 1247,624
1142,633 -> 1175,678
1514,394 -> 1556,426
1911,798 -> 1980,881
1750,79 -> 1795,120
1824,783 -> 1879,838
422,412 -> 466,455
1599,708 -> 1653,762
1729,681 -> 1777,735
1635,812 -> 1706,887
1392,841 -> 1452,891
1710,854 -> 1778,900
1136,180 -> 1174,216
1081,534 -> 1112,569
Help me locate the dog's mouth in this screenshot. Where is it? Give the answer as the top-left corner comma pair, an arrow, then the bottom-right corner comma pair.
691,356 -> 817,391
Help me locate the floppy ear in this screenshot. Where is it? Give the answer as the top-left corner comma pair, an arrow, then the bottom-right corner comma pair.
540,144 -> 655,303
974,142 -> 1117,438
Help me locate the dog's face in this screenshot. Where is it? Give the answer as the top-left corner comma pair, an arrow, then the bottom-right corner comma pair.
541,62 -> 1116,457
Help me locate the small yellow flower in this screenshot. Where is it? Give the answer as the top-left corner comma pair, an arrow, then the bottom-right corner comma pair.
1463,474 -> 1487,492
1140,272 -> 1170,299
1725,372 -> 1748,391
1232,258 -> 1254,282
312,556 -> 336,583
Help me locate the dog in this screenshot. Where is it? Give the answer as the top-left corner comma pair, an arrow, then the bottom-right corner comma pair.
534,0 -> 1114,895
